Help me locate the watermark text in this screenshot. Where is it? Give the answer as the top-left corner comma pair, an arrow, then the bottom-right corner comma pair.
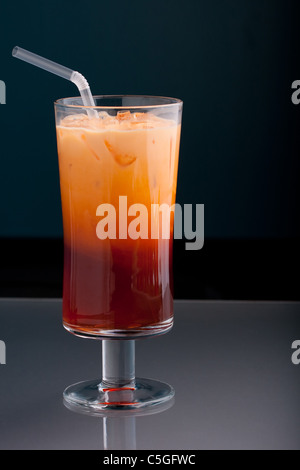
96,196 -> 204,250
291,80 -> 300,105
0,80 -> 5,104
0,340 -> 6,365
291,340 -> 300,365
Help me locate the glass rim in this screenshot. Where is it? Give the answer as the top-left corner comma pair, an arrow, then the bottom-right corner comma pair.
54,94 -> 183,110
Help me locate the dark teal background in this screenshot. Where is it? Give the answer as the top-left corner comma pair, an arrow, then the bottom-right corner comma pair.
0,0 -> 299,239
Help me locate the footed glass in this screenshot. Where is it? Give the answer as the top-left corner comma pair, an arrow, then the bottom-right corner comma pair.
55,95 -> 182,411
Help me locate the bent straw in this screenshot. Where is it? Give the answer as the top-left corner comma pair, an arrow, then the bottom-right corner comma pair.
12,46 -> 98,118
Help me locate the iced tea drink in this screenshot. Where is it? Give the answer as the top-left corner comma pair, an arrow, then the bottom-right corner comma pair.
55,96 -> 182,338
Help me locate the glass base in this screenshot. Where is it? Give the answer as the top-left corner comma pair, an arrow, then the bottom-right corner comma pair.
63,378 -> 175,413
63,317 -> 173,340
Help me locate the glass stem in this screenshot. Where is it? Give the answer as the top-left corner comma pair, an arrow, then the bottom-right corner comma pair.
101,340 -> 135,388
103,416 -> 137,450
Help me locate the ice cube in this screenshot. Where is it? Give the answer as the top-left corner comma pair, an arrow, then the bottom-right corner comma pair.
98,111 -> 110,119
117,110 -> 131,121
104,140 -> 137,166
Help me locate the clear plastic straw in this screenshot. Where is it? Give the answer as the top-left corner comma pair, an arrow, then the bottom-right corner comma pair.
12,46 -> 98,118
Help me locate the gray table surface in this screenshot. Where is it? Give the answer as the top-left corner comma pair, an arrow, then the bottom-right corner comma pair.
0,298 -> 299,450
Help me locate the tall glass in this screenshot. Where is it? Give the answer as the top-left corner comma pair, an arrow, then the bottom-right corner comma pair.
54,95 -> 182,411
